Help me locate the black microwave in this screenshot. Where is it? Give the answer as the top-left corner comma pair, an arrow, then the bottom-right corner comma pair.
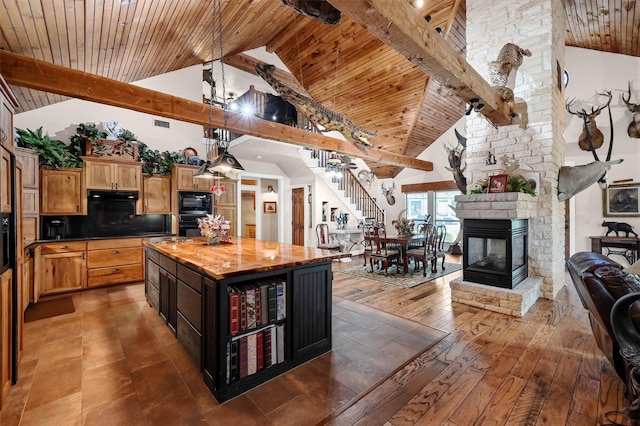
179,191 -> 213,215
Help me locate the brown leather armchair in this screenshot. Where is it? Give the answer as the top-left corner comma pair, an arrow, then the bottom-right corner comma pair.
567,251 -> 640,408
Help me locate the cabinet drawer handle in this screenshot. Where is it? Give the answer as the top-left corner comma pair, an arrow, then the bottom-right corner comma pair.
59,245 -> 68,249
112,268 -> 120,273
112,250 -> 120,254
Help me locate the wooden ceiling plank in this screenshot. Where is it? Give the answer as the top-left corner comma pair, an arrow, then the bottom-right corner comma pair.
1,50 -> 433,172
328,0 -> 511,126
127,0 -> 169,82
72,0 -> 84,71
265,14 -> 310,54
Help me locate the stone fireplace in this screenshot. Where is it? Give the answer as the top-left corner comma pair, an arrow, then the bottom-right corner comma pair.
463,218 -> 528,289
450,193 -> 542,317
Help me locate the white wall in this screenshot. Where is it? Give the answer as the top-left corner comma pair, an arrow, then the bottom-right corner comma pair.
15,65 -> 205,152
564,47 -> 640,255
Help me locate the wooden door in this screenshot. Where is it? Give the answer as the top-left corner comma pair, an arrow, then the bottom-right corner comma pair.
115,163 -> 141,191
40,169 -> 83,215
143,175 -> 171,213
174,165 -> 197,190
84,160 -> 114,190
0,148 -> 10,212
292,187 -> 305,246
0,269 -> 12,408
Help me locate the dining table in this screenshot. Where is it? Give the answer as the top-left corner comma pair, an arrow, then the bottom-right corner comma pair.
384,233 -> 424,274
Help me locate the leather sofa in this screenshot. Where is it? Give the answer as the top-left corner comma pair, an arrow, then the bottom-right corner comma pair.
567,251 -> 640,417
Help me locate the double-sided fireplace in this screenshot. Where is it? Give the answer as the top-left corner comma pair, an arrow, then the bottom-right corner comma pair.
463,219 -> 528,289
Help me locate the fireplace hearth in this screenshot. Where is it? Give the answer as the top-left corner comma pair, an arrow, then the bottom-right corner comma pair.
463,219 -> 528,289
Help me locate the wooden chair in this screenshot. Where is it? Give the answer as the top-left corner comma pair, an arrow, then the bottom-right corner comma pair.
369,225 -> 401,276
405,224 -> 436,276
316,223 -> 341,251
407,222 -> 432,250
362,223 -> 376,267
432,224 -> 447,272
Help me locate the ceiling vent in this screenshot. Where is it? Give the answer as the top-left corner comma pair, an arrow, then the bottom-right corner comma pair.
153,119 -> 170,129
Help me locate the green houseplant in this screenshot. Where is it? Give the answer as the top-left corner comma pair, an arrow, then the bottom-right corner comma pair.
470,175 -> 536,196
15,127 -> 83,168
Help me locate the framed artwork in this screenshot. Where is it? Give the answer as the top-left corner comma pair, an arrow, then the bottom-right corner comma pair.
603,183 -> 640,217
488,174 -> 508,193
264,201 -> 277,214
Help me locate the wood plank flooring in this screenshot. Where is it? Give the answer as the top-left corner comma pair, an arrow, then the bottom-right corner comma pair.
0,254 -> 630,425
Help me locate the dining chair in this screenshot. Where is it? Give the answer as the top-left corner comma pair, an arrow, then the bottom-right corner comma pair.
432,224 -> 447,272
405,224 -> 436,276
407,222 -> 432,250
369,225 -> 401,276
316,223 -> 341,251
362,223 -> 376,267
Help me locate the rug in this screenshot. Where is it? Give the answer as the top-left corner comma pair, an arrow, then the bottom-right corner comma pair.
339,262 -> 462,288
25,296 -> 75,322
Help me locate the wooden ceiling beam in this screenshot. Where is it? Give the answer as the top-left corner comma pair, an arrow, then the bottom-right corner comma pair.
224,53 -> 309,95
328,0 -> 512,126
0,50 -> 432,172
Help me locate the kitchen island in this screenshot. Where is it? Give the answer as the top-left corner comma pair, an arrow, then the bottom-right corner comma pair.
144,236 -> 345,402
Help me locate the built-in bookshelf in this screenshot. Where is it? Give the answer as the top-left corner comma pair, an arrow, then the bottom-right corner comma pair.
145,247 -> 333,403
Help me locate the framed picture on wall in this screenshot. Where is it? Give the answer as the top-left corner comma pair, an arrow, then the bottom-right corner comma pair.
488,174 -> 508,193
264,201 -> 277,214
603,183 -> 640,217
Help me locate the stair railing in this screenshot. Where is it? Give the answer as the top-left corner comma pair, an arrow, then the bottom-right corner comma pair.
313,149 -> 385,224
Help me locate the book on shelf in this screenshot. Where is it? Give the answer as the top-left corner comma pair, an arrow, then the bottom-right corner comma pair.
264,326 -> 273,368
238,287 -> 247,332
267,283 -> 278,322
229,340 -> 238,382
259,282 -> 269,326
246,286 -> 257,330
256,331 -> 264,371
247,333 -> 257,375
239,336 -> 249,379
276,281 -> 286,321
276,323 -> 285,364
228,287 -> 240,336
253,283 -> 262,327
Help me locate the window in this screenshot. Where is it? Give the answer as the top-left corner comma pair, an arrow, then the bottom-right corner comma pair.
406,190 -> 461,243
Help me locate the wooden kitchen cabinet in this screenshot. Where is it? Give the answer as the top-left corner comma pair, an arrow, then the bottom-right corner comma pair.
0,147 -> 10,213
0,269 -> 12,409
172,164 -> 212,191
142,175 -> 171,213
40,168 -> 84,215
86,238 -> 144,287
84,158 -> 141,191
215,179 -> 237,237
15,147 -> 39,244
22,248 -> 33,312
34,241 -> 87,301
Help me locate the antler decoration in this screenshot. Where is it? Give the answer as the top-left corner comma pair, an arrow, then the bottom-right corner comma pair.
565,91 -> 612,152
622,81 -> 640,138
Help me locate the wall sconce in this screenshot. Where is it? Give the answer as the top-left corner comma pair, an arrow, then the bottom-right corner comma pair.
267,185 -> 276,193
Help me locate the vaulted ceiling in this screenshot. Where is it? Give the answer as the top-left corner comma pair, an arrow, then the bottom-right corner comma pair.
0,0 -> 638,178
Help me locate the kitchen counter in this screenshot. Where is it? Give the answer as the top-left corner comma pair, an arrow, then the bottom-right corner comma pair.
144,236 -> 341,402
144,236 -> 347,280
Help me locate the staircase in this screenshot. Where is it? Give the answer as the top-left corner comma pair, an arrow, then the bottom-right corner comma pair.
301,149 -> 385,224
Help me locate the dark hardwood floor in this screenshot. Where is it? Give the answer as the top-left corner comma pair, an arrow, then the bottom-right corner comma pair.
0,254 -> 628,425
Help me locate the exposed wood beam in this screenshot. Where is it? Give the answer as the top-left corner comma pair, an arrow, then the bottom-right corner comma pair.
328,0 -> 512,125
0,50 -> 432,172
401,181 -> 459,193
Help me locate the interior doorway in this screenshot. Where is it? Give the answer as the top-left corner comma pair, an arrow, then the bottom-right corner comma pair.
241,189 -> 256,238
292,187 -> 305,246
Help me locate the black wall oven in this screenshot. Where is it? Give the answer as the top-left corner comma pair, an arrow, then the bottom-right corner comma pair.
178,215 -> 207,237
178,191 -> 212,215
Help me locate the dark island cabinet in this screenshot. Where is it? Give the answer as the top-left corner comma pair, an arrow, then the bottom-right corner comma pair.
145,247 -> 332,403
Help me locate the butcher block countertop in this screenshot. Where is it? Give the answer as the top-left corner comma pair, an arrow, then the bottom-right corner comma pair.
144,236 -> 347,280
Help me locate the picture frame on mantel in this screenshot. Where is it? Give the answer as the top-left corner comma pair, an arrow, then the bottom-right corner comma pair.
264,201 -> 277,214
603,183 -> 640,217
488,174 -> 508,193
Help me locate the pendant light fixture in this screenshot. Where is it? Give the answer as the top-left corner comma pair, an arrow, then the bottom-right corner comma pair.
194,0 -> 242,178
208,0 -> 244,175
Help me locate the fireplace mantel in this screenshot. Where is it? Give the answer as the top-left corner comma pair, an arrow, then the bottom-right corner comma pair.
455,193 -> 537,220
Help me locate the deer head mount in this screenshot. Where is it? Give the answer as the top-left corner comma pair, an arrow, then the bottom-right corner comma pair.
566,91 -> 612,151
444,129 -> 467,194
558,90 -> 621,201
381,182 -> 396,205
622,81 -> 640,138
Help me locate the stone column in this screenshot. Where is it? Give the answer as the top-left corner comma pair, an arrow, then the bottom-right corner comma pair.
465,0 -> 566,298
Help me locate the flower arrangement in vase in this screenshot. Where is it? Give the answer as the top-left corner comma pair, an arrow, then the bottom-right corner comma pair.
392,209 -> 415,236
197,214 -> 231,245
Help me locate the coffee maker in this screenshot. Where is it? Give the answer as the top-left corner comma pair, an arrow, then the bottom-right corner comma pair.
44,218 -> 67,240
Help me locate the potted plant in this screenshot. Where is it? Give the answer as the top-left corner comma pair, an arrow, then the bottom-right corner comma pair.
15,127 -> 83,168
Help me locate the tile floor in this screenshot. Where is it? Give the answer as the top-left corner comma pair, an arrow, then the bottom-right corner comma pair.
1,280 -> 446,425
